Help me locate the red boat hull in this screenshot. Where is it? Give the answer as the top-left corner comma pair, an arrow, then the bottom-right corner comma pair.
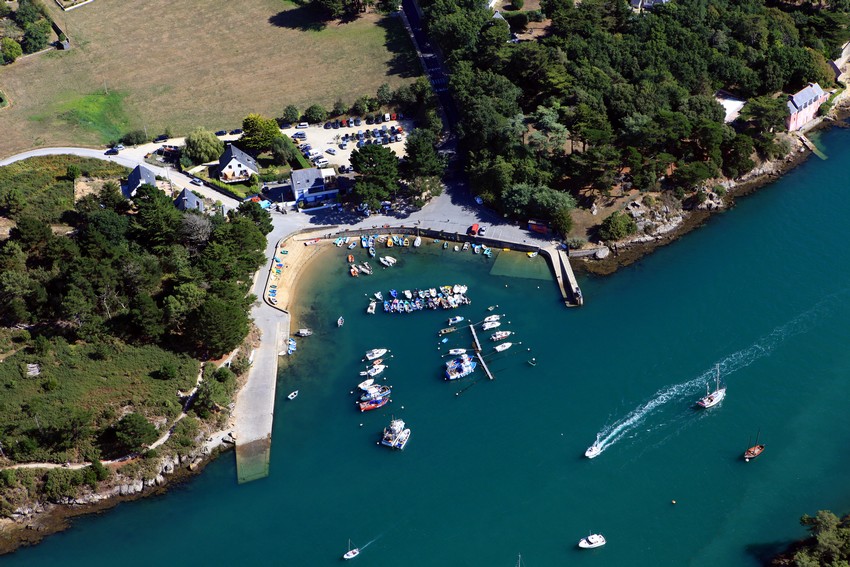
359,397 -> 389,412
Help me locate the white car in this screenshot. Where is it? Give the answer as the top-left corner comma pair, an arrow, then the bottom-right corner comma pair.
327,148 -> 337,155
190,178 -> 203,186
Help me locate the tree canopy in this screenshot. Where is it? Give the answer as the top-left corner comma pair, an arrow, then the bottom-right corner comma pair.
184,128 -> 225,164
239,113 -> 280,153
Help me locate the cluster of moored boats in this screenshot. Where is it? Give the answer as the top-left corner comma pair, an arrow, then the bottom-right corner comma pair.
367,285 -> 471,314
353,348 -> 411,450
439,313 -> 517,380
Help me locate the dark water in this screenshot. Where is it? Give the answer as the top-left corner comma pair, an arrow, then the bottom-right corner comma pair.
7,125 -> 850,566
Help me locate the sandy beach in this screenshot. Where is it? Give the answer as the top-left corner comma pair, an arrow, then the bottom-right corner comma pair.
263,232 -> 335,314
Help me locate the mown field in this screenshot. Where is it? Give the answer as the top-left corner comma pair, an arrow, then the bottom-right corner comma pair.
0,0 -> 420,158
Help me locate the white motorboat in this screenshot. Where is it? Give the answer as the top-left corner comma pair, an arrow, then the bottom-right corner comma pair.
578,533 -> 606,549
482,321 -> 501,331
585,444 -> 602,459
366,300 -> 376,314
343,539 -> 360,560
385,256 -> 397,265
379,257 -> 391,267
462,242 -> 470,251
448,348 -> 467,355
365,348 -> 388,361
374,291 -> 383,300
454,245 -> 460,251
404,290 -> 413,299
448,316 -> 465,325
696,365 -> 726,408
381,418 -> 411,450
287,390 -> 298,400
484,314 -> 501,323
357,378 -> 375,390
494,342 -> 512,352
360,364 -> 386,377
490,330 -> 512,341
413,236 -> 422,247
337,316 -> 344,327
295,328 -> 313,337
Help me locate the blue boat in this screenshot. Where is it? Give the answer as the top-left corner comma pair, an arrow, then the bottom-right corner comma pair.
390,289 -> 398,299
369,247 -> 376,257
361,236 -> 369,248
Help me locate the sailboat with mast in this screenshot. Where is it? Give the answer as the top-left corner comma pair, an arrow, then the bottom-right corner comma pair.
342,539 -> 360,560
696,364 -> 726,409
744,430 -> 765,462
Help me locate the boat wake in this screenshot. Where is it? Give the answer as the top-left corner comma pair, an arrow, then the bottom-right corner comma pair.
587,296 -> 837,458
360,534 -> 382,550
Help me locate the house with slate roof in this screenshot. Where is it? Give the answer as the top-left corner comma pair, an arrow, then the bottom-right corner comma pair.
123,165 -> 157,199
290,167 -> 339,206
218,144 -> 259,184
787,83 -> 828,131
174,188 -> 205,213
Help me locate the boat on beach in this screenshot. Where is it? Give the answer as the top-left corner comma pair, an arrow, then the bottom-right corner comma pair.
578,533 -> 606,549
359,396 -> 389,412
696,365 -> 726,408
348,242 -> 357,249
365,348 -> 388,360
443,242 -> 448,250
295,328 -> 313,337
361,236 -> 368,248
414,236 -> 422,247
304,238 -> 321,246
381,418 -> 411,450
527,250 -> 539,258
490,331 -> 512,341
494,342 -> 513,352
462,242 -> 470,251
403,238 -> 410,246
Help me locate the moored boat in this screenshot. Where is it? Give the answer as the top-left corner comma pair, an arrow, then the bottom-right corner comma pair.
448,316 -> 465,325
361,235 -> 368,248
348,242 -> 357,249
578,533 -> 606,549
350,265 -> 359,277
368,247 -> 376,257
287,390 -> 298,400
359,396 -> 389,412
359,384 -> 391,401
403,238 -> 410,246
696,365 -> 726,408
490,330 -> 512,341
295,328 -> 313,337
744,430 -> 765,462
374,291 -> 383,300
462,242 -> 470,251
357,378 -> 375,390
364,348 -> 388,360
387,237 -> 394,248
445,358 -> 477,380
448,348 -> 467,355
484,314 -> 501,322
443,242 -> 448,250
482,321 -> 501,331
360,364 -> 386,378
337,316 -> 345,327
347,254 -> 354,263
381,418 -> 411,450
413,236 -> 422,247
527,250 -> 539,258
439,327 -> 457,335
494,342 -> 513,352
366,300 -> 376,314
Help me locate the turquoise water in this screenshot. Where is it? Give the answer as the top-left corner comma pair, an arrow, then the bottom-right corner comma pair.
7,125 -> 850,565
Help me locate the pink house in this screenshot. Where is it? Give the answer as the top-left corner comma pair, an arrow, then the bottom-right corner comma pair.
786,83 -> 828,131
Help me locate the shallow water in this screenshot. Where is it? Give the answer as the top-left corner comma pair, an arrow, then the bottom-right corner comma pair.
7,125 -> 850,566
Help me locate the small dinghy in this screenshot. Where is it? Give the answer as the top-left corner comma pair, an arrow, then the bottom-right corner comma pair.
337,316 -> 345,327
357,378 -> 375,390
448,348 -> 466,355
494,342 -> 512,352
287,390 -> 298,400
295,328 -> 312,337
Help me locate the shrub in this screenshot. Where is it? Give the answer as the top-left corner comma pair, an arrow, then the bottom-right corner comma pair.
598,211 -> 637,241
115,413 -> 158,453
282,104 -> 300,124
1,38 -> 23,64
511,0 -> 524,9
527,9 -> 544,21
304,104 -> 328,124
121,130 -> 148,146
66,164 -> 81,180
21,19 -> 51,54
332,99 -> 347,116
503,11 -> 528,30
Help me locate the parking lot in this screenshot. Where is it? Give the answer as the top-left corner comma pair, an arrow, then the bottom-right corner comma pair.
281,116 -> 413,171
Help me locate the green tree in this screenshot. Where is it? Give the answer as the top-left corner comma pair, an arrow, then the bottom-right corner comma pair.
270,135 -> 298,166
66,164 -> 81,180
240,113 -> 280,152
228,200 -> 273,235
740,96 -> 788,134
114,413 -> 159,453
22,19 -> 51,54
128,294 -> 165,343
551,206 -> 573,237
350,144 -> 399,183
304,104 -> 328,124
377,83 -> 392,105
120,130 -> 148,145
1,38 -> 23,64
189,297 -> 250,357
282,104 -> 300,124
598,211 -> 637,242
402,129 -> 444,179
15,0 -> 44,26
332,99 -> 348,116
184,128 -> 225,164
164,282 -> 206,333
132,184 -> 182,247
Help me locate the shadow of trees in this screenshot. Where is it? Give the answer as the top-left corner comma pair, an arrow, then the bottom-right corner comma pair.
376,15 -> 421,79
268,5 -> 328,32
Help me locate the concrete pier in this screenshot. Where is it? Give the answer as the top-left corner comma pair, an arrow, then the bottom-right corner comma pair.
469,324 -> 495,380
541,245 -> 583,306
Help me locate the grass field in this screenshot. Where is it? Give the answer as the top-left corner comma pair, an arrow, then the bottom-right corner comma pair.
0,0 -> 420,158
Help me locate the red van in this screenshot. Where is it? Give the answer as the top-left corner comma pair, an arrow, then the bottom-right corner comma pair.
469,223 -> 479,235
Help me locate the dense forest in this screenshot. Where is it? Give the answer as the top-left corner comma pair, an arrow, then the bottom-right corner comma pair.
0,157 -> 270,473
419,0 -> 850,232
772,510 -> 850,566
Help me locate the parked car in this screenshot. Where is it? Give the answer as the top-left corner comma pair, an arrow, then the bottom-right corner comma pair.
296,122 -> 309,129
390,113 -> 397,120
332,121 -> 340,129
357,141 -> 364,148
230,128 -> 243,135
479,226 -> 487,236
327,148 -> 337,155
154,134 -> 168,142
354,117 -> 362,126
215,130 -> 227,136
365,115 -> 374,125
469,223 -> 480,235
340,142 -> 348,150
113,144 -> 125,150
292,132 -> 307,140
314,158 -> 330,167
105,148 -> 120,155
324,122 -> 332,129
191,178 -> 203,186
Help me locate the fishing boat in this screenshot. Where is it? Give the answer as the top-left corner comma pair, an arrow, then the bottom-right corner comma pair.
439,327 -> 457,336
348,242 -> 357,249
295,328 -> 313,337
448,316 -> 465,325
287,390 -> 298,400
585,444 -> 602,459
357,378 -> 375,390
350,265 -> 359,277
494,342 -> 513,352
445,357 -> 477,380
360,364 -> 386,378
381,418 -> 411,450
578,533 -> 606,549
337,316 -> 345,327
527,250 -> 539,258
413,236 -> 422,247
484,314 -> 501,322
490,331 -> 512,341
374,292 -> 383,300
482,321 -> 501,331
359,385 -> 392,401
448,348 -> 467,355
364,348 -> 388,360
744,430 -> 765,462
359,396 -> 389,412
366,300 -> 376,314
342,540 -> 360,560
368,247 -> 376,257
696,365 -> 726,408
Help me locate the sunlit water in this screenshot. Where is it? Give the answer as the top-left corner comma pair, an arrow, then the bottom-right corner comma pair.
6,124 -> 850,566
